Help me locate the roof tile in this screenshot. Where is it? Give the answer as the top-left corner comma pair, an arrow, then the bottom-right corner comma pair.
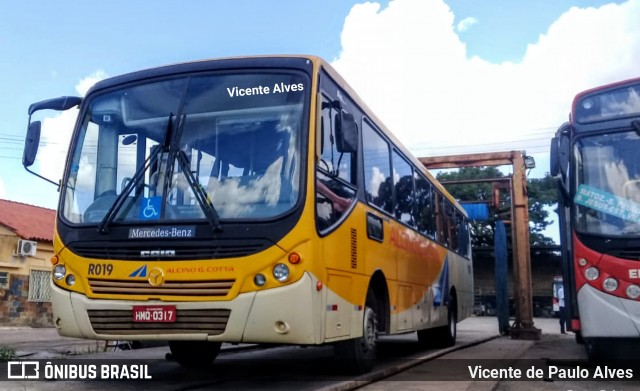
0,199 -> 55,242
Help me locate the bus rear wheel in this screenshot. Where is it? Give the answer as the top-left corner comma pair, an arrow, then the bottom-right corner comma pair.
168,341 -> 221,368
334,305 -> 378,374
418,297 -> 457,349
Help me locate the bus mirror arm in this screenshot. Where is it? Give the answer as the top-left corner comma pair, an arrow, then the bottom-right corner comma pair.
557,176 -> 570,201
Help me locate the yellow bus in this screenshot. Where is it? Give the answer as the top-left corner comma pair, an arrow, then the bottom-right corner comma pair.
23,55 -> 473,373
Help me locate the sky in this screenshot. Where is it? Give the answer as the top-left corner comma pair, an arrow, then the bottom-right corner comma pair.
1,0 -> 639,221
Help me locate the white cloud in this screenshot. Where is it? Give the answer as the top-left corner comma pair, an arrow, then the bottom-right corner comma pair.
332,0 -> 640,175
76,70 -> 108,96
37,71 -> 108,181
457,16 -> 478,32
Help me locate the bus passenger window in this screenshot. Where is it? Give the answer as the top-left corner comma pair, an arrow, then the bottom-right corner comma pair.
363,121 -> 392,214
435,193 -> 448,246
446,203 -> 458,251
414,173 -> 436,239
392,150 -> 414,227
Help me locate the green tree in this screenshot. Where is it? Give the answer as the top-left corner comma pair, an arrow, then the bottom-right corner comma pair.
436,167 -> 557,247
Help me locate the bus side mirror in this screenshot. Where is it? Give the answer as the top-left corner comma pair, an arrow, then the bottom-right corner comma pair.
550,136 -> 559,177
335,112 -> 358,153
23,121 -> 41,168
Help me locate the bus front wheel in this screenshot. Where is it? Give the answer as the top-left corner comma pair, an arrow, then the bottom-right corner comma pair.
334,305 -> 378,374
168,341 -> 221,368
585,338 -> 601,361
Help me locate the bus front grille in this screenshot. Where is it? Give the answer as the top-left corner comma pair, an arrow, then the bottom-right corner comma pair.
88,278 -> 235,297
87,309 -> 231,335
68,239 -> 269,260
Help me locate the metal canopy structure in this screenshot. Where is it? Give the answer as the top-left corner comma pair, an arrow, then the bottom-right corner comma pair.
420,151 -> 541,340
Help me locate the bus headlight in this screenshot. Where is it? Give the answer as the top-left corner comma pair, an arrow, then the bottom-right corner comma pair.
65,274 -> 76,286
584,267 -> 599,281
254,273 -> 266,287
578,258 -> 588,267
273,263 -> 290,282
626,284 -> 640,299
53,265 -> 66,280
602,277 -> 618,292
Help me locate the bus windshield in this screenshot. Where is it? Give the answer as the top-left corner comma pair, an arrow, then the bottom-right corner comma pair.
574,130 -> 640,235
62,71 -> 308,225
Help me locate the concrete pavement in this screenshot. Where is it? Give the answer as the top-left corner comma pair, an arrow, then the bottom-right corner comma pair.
4,317 -> 638,391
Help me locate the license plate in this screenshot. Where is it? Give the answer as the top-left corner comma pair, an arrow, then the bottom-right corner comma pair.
132,305 -> 176,323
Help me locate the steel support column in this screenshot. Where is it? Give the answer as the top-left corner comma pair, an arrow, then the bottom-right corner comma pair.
420,150 -> 541,340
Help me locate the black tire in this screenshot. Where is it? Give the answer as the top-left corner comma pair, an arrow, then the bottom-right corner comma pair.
439,298 -> 457,347
418,297 -> 457,349
334,305 -> 378,374
584,338 -> 600,361
168,341 -> 221,368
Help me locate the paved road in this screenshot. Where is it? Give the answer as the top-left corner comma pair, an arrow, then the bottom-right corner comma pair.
1,317 -> 638,390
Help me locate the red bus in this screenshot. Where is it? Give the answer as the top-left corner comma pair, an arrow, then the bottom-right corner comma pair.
550,77 -> 640,360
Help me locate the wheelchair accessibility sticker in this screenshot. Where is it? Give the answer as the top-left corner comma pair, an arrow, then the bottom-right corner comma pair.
140,197 -> 162,220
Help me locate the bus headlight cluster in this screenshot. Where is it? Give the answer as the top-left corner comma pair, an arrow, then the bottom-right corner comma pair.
626,284 -> 640,299
584,267 -> 599,281
53,265 -> 66,280
273,263 -> 290,282
602,277 -> 618,292
65,274 -> 76,286
254,273 -> 266,287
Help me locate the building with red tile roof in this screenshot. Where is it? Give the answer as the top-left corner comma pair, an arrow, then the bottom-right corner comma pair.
0,199 -> 55,242
0,199 -> 56,326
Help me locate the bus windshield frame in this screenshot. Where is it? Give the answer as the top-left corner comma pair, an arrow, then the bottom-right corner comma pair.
60,70 -> 310,227
573,130 -> 640,237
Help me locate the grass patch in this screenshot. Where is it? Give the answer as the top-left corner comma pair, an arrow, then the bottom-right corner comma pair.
0,345 -> 16,362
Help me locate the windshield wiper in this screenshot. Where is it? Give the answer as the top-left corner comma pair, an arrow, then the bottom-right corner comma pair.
98,114 -> 173,234
176,149 -> 222,231
98,111 -> 223,233
162,114 -> 222,232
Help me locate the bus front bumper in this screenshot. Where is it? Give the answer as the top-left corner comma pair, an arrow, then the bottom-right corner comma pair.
50,272 -> 322,344
577,284 -> 640,338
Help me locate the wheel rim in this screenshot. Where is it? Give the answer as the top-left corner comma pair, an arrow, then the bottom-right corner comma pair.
361,308 -> 377,353
449,310 -> 456,338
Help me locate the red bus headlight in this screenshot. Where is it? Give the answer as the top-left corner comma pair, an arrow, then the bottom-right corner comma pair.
626,284 -> 640,299
584,267 -> 599,281
602,278 -> 618,292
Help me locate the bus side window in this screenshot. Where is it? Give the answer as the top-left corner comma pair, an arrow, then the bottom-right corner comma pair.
363,120 -> 392,214
435,193 -> 448,246
318,96 -> 354,185
316,95 -> 356,232
414,173 -> 436,239
446,202 -> 458,251
392,150 -> 415,227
